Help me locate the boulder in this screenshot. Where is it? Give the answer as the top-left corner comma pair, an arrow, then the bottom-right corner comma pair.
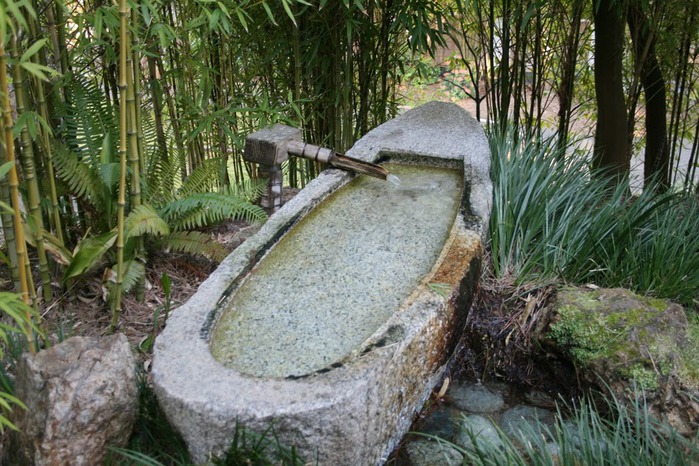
7,334 -> 138,466
546,287 -> 699,435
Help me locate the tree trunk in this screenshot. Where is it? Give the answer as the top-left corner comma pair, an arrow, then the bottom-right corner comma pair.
592,0 -> 629,183
628,5 -> 670,189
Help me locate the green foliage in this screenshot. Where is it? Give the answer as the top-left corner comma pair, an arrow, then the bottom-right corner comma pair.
489,128 -> 699,307
212,424 -> 306,466
417,392 -> 699,466
125,205 -> 170,238
177,159 -> 223,199
0,291 -> 45,432
106,371 -> 190,466
63,230 -> 118,283
160,192 -> 266,231
158,231 -> 228,262
595,197 -> 699,305
52,142 -> 104,205
224,178 -> 269,204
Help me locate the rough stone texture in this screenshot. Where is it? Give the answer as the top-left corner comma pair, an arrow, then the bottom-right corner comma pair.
7,334 -> 138,466
419,407 -> 458,440
500,405 -> 556,441
406,439 -> 463,466
453,414 -> 503,451
547,287 -> 699,436
349,101 -> 493,235
449,382 -> 505,413
152,101 -> 491,465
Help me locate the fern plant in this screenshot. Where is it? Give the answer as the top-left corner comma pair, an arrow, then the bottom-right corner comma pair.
37,68 -> 268,319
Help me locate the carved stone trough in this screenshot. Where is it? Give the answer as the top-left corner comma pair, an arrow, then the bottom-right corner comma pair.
152,101 -> 492,464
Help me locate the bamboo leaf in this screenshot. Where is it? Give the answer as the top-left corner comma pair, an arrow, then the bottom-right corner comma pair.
20,61 -> 57,81
281,0 -> 297,26
19,38 -> 47,63
261,2 -> 277,25
0,161 -> 11,179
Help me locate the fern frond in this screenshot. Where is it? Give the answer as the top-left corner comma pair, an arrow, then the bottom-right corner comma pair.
59,75 -> 116,163
223,178 -> 268,203
144,149 -> 178,206
52,143 -> 102,203
157,231 -> 228,262
159,192 -> 267,231
178,158 -> 221,197
125,204 -> 170,238
119,259 -> 146,294
140,106 -> 179,205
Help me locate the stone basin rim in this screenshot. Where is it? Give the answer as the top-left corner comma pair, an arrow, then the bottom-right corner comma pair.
200,152 -> 466,336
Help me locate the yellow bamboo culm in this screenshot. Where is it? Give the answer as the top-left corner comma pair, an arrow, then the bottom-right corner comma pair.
111,0 -> 130,333
0,38 -> 37,353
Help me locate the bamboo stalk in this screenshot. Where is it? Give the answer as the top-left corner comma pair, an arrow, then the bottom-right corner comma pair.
30,0 -> 64,245
0,37 -> 37,352
0,143 -> 20,288
126,8 -> 145,302
111,0 -> 130,333
11,36 -> 53,302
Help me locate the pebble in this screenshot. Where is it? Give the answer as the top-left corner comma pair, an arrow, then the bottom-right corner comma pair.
405,439 -> 463,466
501,405 -> 556,441
452,414 -> 503,451
404,381 -> 568,465
449,382 -> 505,413
419,407 -> 458,440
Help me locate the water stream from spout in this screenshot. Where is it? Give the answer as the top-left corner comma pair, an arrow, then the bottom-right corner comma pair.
387,173 -> 401,186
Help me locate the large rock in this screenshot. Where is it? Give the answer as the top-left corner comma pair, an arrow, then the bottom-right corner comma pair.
7,334 -> 138,466
546,287 -> 699,435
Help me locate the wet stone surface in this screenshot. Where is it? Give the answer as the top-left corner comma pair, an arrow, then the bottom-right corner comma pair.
402,380 -> 568,466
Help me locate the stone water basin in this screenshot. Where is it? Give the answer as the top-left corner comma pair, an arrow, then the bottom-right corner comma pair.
152,101 -> 492,465
210,164 -> 462,378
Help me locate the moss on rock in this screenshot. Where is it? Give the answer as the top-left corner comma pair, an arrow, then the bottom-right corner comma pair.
545,287 -> 699,435
548,287 -> 698,390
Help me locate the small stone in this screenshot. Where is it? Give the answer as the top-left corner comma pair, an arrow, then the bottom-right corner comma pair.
501,405 -> 556,442
419,407 -> 458,441
7,334 -> 138,466
524,390 -> 557,409
546,441 -> 562,462
449,382 -> 505,413
453,414 -> 504,452
405,439 -> 463,466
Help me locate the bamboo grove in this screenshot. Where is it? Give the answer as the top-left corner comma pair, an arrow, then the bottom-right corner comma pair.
1,0 -> 699,340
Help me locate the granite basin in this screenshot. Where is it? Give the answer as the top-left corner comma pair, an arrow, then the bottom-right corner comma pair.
152,101 -> 492,465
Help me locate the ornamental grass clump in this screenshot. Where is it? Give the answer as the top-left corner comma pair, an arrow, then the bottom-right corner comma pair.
489,128 -> 699,308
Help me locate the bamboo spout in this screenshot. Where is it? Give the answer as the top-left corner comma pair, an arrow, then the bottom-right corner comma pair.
287,140 -> 389,180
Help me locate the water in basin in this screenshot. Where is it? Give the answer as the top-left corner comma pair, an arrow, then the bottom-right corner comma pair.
210,163 -> 462,378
